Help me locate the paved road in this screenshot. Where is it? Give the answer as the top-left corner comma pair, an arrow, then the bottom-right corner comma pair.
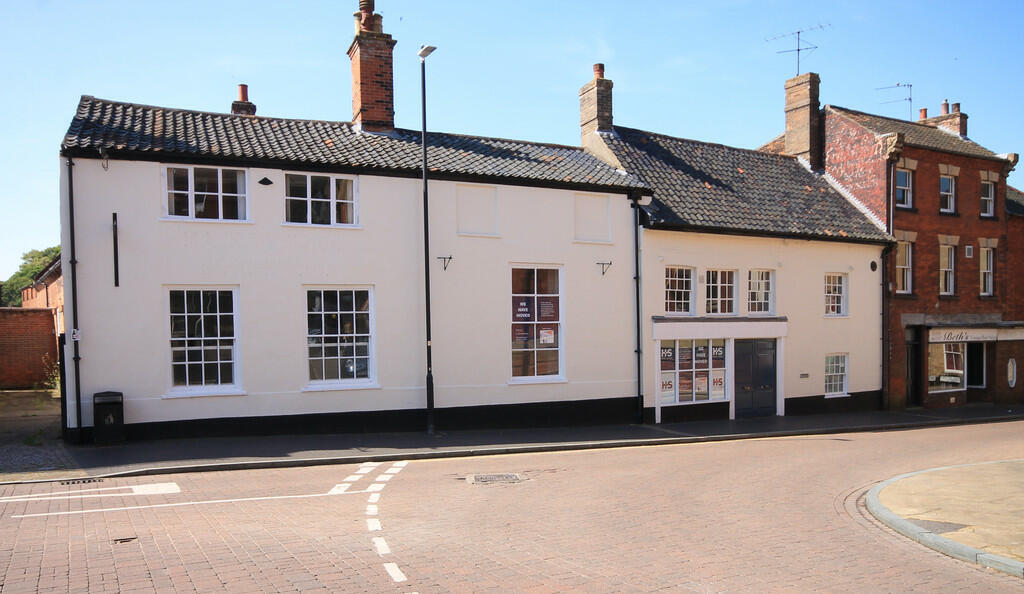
1,421 -> 1022,592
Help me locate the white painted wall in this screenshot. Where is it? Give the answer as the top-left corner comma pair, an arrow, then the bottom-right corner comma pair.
60,158 -> 637,426
642,229 -> 884,416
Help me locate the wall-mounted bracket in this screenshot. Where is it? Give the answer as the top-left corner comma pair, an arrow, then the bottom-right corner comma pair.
437,255 -> 453,271
597,261 -> 612,275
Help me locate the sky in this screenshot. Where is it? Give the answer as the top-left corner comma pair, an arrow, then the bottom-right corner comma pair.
1,0 -> 1022,279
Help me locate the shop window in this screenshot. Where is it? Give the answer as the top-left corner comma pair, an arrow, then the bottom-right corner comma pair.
511,267 -> 561,379
306,288 -> 373,385
665,267 -> 693,314
660,339 -> 727,404
927,342 -> 965,392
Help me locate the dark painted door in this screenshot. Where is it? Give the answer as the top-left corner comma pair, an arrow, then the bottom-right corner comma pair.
967,342 -> 986,387
735,339 -> 777,417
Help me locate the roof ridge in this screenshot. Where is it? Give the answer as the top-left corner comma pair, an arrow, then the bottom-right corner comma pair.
80,95 -> 594,154
826,104 -> 938,130
613,125 -> 799,160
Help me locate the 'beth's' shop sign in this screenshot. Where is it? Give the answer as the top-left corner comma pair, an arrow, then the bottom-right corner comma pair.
929,327 -> 998,343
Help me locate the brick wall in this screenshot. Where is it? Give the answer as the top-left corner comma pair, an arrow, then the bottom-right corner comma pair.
0,308 -> 58,388
824,110 -> 889,221
19,272 -> 64,332
1007,213 -> 1024,320
992,339 -> 1024,404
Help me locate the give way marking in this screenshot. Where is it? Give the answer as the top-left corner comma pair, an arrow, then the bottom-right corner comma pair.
0,482 -> 180,503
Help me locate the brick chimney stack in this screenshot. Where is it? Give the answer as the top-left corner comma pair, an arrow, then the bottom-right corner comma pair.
347,0 -> 397,132
784,72 -> 823,171
579,63 -> 614,142
922,100 -> 968,137
231,84 -> 257,116
941,99 -> 949,115
919,108 -> 928,121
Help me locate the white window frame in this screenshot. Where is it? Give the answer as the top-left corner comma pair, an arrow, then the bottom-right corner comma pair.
980,181 -> 995,217
895,241 -> 912,294
824,273 -> 848,317
824,354 -> 849,397
895,168 -> 913,208
304,287 -> 377,390
939,175 -> 957,213
980,247 -> 994,296
164,166 -> 249,222
705,269 -> 736,315
510,265 -> 564,383
659,339 -> 729,405
283,172 -> 359,227
166,286 -> 242,397
939,245 -> 956,296
746,269 -> 774,315
665,266 -> 694,315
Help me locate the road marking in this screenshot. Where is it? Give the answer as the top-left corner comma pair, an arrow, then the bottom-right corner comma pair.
375,474 -> 393,482
385,466 -> 403,474
367,483 -> 385,492
383,562 -> 407,583
367,518 -> 382,531
355,468 -> 373,474
392,461 -> 407,467
343,474 -> 363,482
360,462 -> 382,467
0,482 -> 180,503
372,536 -> 391,556
367,493 -> 380,503
328,484 -> 350,495
366,504 -> 378,516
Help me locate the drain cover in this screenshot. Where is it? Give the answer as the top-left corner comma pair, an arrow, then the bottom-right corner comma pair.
467,473 -> 522,484
60,478 -> 103,485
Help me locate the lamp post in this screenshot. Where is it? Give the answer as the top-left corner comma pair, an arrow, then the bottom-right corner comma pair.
418,44 -> 437,434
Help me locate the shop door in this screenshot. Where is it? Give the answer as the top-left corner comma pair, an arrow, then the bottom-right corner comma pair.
905,328 -> 922,407
735,339 -> 777,417
967,342 -> 986,387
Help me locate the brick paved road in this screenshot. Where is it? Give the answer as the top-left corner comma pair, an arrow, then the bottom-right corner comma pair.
1,421 -> 1023,592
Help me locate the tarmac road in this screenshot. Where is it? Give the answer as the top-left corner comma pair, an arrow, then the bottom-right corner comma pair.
1,421 -> 1022,592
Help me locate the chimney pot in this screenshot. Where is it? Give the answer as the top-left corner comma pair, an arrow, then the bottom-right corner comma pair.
919,108 -> 928,121
231,84 -> 257,116
594,63 -> 604,79
952,102 -> 960,113
941,99 -> 949,115
238,84 -> 248,102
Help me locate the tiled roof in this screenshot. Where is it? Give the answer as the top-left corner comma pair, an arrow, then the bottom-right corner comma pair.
827,106 -> 1003,160
601,126 -> 890,242
1008,185 -> 1024,216
61,96 -> 647,192
757,134 -> 785,155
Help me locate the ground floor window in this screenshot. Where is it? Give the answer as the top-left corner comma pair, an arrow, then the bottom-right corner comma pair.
306,289 -> 372,383
824,354 -> 848,395
169,289 -> 236,388
511,267 -> 561,378
660,339 -> 727,404
928,342 -> 965,392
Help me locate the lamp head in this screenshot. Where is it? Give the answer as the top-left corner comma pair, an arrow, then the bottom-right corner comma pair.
417,45 -> 436,59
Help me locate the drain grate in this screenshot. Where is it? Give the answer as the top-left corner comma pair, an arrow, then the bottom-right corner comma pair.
467,473 -> 522,485
112,537 -> 138,544
60,478 -> 103,486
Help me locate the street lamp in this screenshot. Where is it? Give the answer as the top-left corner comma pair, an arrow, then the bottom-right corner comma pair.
419,44 -> 437,434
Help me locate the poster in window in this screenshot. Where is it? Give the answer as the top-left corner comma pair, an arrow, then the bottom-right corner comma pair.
512,296 -> 534,322
660,372 -> 675,404
694,342 -> 709,369
711,339 -> 725,368
694,370 -> 709,400
678,371 -> 693,400
511,324 -> 534,349
661,342 -> 675,371
537,323 -> 558,347
710,369 -> 726,399
537,296 -> 559,322
677,340 -> 693,369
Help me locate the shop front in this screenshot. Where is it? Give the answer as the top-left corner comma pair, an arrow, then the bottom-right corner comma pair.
923,326 -> 1024,407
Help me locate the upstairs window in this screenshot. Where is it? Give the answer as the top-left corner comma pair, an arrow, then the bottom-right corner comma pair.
285,174 -> 357,226
895,241 -> 912,294
747,269 -> 774,314
980,181 -> 995,217
939,175 -> 957,213
939,245 -> 956,295
824,273 -> 848,316
980,247 -> 994,296
665,267 -> 693,314
705,270 -> 735,315
166,167 -> 247,220
895,169 -> 913,208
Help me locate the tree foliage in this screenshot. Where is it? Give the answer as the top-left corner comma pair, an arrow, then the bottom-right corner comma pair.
1,246 -> 61,307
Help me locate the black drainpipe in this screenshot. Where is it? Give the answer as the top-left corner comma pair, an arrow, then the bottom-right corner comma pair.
630,192 -> 644,423
65,156 -> 83,442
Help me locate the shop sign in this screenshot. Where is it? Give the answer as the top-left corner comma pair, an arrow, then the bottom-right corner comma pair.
512,296 -> 534,322
928,327 -> 998,343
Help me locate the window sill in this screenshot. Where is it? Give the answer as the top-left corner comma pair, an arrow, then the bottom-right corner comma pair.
302,381 -> 380,392
980,215 -> 999,221
162,387 -> 246,399
160,217 -> 254,225
895,205 -> 917,212
824,392 -> 850,399
823,314 -> 849,319
927,388 -> 966,394
894,292 -> 916,299
457,232 -> 500,239
938,211 -> 960,217
280,222 -> 362,230
979,294 -> 998,300
663,311 -> 696,318
572,239 -> 614,246
747,312 -> 777,317
508,376 -> 567,385
938,294 -> 959,300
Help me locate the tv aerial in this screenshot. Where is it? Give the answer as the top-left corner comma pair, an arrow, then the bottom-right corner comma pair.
876,82 -> 913,120
767,24 -> 830,76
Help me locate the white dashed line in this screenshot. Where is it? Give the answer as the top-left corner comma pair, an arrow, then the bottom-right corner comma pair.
355,468 -> 374,474
366,505 -> 378,515
393,461 -> 407,467
367,483 -> 385,492
372,536 -> 391,555
385,466 -> 403,474
383,562 -> 407,583
343,474 -> 363,482
375,474 -> 393,482
367,518 -> 382,531
328,484 -> 350,495
367,493 -> 380,503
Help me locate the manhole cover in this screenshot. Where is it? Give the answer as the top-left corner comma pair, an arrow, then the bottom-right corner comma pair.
467,473 -> 522,484
60,478 -> 103,485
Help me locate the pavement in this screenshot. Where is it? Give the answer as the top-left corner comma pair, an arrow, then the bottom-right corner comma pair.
2,392 -> 1023,580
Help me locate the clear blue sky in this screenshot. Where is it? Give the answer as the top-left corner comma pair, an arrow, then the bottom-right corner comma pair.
2,0 -> 1022,279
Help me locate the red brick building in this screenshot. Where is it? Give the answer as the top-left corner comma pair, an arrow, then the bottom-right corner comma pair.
20,254 -> 64,334
767,73 -> 1023,408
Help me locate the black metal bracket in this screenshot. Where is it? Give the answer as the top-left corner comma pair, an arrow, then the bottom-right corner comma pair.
597,261 -> 612,275
437,255 -> 453,271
